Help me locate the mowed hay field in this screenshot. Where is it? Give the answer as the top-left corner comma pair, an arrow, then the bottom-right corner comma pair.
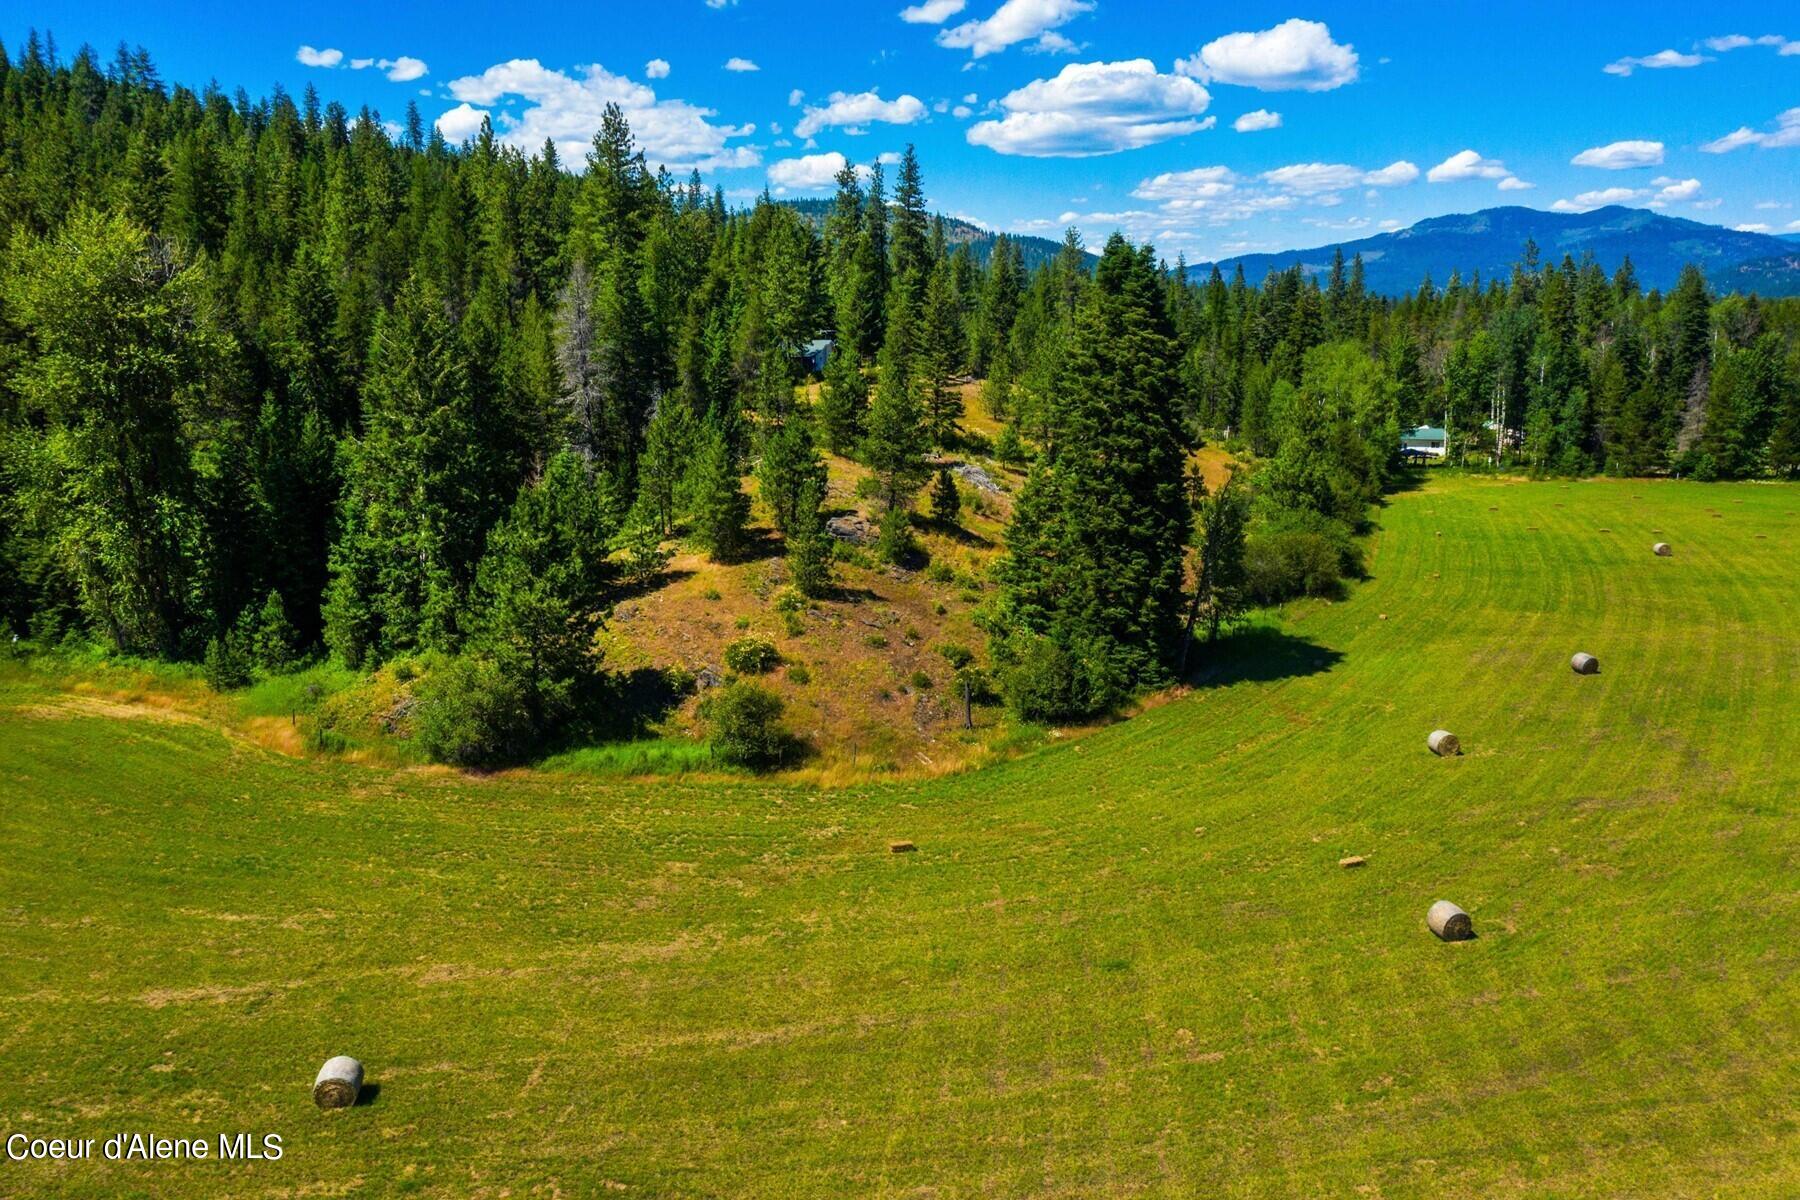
2,476 -> 1797,1198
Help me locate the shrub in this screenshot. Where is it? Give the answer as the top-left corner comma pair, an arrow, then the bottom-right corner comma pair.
723,635 -> 781,674
413,655 -> 535,768
910,670 -> 933,690
937,642 -> 975,669
1244,530 -> 1346,605
787,663 -> 811,685
703,587 -> 722,601
999,634 -> 1125,721
703,681 -> 791,768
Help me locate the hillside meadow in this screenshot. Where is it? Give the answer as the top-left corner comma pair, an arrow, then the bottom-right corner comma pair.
1,474 -> 1796,1197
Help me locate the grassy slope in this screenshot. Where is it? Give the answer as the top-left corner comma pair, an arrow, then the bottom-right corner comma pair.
1,476 -> 1796,1198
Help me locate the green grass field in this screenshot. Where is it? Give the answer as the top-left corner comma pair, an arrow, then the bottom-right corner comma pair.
2,475 -> 1797,1197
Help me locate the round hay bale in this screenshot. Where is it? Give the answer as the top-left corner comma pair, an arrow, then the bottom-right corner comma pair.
1427,729 -> 1461,757
313,1056 -> 363,1109
1427,900 -> 1474,941
1571,652 -> 1599,675
1653,542 -> 1672,556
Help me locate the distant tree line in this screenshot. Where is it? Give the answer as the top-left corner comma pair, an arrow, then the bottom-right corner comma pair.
1,37 -> 1796,751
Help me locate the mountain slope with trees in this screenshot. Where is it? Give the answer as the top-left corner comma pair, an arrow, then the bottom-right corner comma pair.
1204,206 -> 1800,297
1,35 -> 1797,772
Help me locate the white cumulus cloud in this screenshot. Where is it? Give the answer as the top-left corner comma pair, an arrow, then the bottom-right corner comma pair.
1177,19 -> 1359,92
1549,187 -> 1645,212
1701,107 -> 1800,152
436,102 -> 490,143
1233,108 -> 1281,132
380,56 -> 428,83
1427,149 -> 1524,190
297,45 -> 344,68
1646,177 -> 1702,206
646,58 -> 670,79
966,59 -> 1212,157
900,0 -> 967,23
768,151 -> 850,192
445,59 -> 758,171
1361,160 -> 1420,186
1260,160 -> 1416,195
724,57 -> 760,72
1571,139 -> 1664,169
1603,48 -> 1707,76
937,0 -> 1094,59
794,90 -> 928,137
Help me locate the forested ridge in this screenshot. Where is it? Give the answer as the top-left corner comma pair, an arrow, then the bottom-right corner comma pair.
3,37 -> 1798,765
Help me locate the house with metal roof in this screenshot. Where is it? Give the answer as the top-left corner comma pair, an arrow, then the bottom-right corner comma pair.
1399,424 -> 1448,458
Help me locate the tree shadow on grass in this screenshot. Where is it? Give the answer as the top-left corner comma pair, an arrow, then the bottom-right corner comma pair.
580,667 -> 692,742
610,567 -> 695,605
1184,625 -> 1345,688
931,522 -> 996,550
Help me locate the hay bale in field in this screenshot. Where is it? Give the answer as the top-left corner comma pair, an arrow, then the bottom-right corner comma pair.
1339,855 -> 1366,869
1427,901 -> 1474,941
889,840 -> 917,854
1653,542 -> 1671,556
313,1056 -> 363,1109
1571,652 -> 1599,675
1427,729 -> 1461,757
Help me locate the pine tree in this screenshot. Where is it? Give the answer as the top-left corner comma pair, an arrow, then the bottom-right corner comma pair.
756,418 -> 826,536
889,145 -> 929,297
991,235 -> 1190,715
930,466 -> 962,526
639,398 -> 697,535
689,421 -> 751,561
472,450 -> 618,729
785,475 -> 834,599
1180,467 -> 1250,670
817,344 -> 867,454
862,287 -> 930,561
919,260 -> 964,447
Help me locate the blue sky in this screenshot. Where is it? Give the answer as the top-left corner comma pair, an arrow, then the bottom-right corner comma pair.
16,1 -> 1800,260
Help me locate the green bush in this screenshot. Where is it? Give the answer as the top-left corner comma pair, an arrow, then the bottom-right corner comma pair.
1244,530 -> 1346,605
723,635 -> 781,674
413,655 -> 536,768
787,663 -> 811,685
909,670 -> 933,690
703,681 -> 792,769
999,635 -> 1125,721
937,642 -> 975,669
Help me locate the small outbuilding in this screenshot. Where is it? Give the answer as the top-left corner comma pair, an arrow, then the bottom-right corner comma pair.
796,338 -> 833,375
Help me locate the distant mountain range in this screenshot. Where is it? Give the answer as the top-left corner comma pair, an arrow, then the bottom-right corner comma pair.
1197,206 -> 1800,298
779,199 -> 1074,272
